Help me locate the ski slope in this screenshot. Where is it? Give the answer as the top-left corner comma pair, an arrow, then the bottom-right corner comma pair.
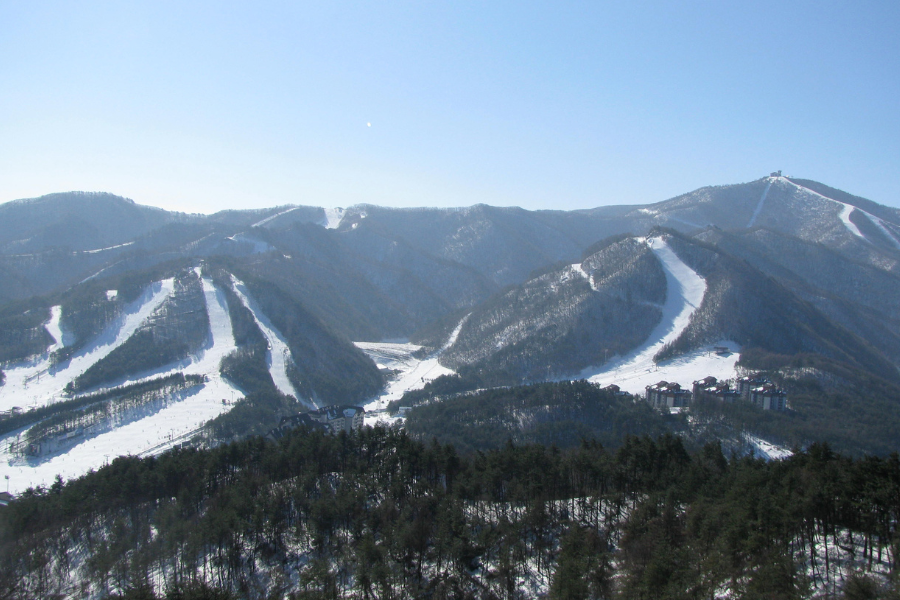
44,305 -> 66,355
0,279 -> 175,413
582,237 -> 740,394
358,315 -> 469,424
786,179 -> 900,250
82,241 -> 135,254
0,276 -> 245,494
226,233 -> 274,254
838,204 -> 865,239
322,208 -> 345,229
252,206 -> 300,228
231,277 -> 307,406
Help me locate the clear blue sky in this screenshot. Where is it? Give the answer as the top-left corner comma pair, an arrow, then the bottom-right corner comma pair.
1,1 -> 898,212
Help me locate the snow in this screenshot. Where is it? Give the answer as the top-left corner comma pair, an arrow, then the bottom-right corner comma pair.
230,277 -> 307,406
0,279 -> 175,413
358,314 -> 470,421
570,263 -> 595,290
865,214 -> 900,250
0,276 -> 245,494
786,179 -> 900,249
80,260 -> 124,284
745,433 -> 793,461
82,241 -> 134,254
252,206 -> 300,228
747,176 -> 774,227
581,237 -> 741,394
44,305 -> 66,355
106,289 -> 118,300
441,313 -> 469,351
356,341 -> 454,413
838,204 -> 865,239
321,208 -> 345,229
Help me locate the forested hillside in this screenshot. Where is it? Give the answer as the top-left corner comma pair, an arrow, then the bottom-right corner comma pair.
436,237 -> 667,381
1,427 -> 897,599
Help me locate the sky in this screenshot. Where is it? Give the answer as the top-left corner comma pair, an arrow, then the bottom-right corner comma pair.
1,1 -> 898,213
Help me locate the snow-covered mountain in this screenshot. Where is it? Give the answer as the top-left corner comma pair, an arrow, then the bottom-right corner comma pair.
0,264 -> 380,493
3,173 -> 900,482
426,230 -> 895,390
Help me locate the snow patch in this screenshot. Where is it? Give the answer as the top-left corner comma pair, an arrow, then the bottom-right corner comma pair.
322,208 -> 345,229
106,290 -> 118,300
745,433 -> 793,461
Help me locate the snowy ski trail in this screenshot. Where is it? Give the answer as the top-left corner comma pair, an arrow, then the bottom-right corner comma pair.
582,237 -> 740,394
43,306 -> 66,355
0,276 -> 245,494
838,204 -> 865,239
866,214 -> 900,250
570,263 -> 595,290
359,314 -> 470,421
322,208 -> 345,229
82,241 -> 135,254
226,233 -> 274,254
252,206 -> 300,228
0,280 -> 175,413
786,179 -> 900,250
230,277 -> 306,405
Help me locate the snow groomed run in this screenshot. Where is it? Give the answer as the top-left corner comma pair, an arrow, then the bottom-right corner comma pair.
0,275 -> 249,494
230,277 -> 307,406
357,314 -> 470,426
583,236 -> 740,394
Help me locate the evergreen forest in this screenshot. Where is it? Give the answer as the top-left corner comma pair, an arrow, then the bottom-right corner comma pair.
1,425 -> 898,599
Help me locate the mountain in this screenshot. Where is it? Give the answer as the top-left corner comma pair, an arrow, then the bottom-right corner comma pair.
428,230 -> 896,384
0,260 -> 382,491
433,235 -> 667,381
3,174 -> 900,494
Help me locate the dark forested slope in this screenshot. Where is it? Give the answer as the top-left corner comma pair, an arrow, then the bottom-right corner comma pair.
1,427 -> 897,599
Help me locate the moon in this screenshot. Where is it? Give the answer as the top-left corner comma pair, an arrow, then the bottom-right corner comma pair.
367,122 -> 371,127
